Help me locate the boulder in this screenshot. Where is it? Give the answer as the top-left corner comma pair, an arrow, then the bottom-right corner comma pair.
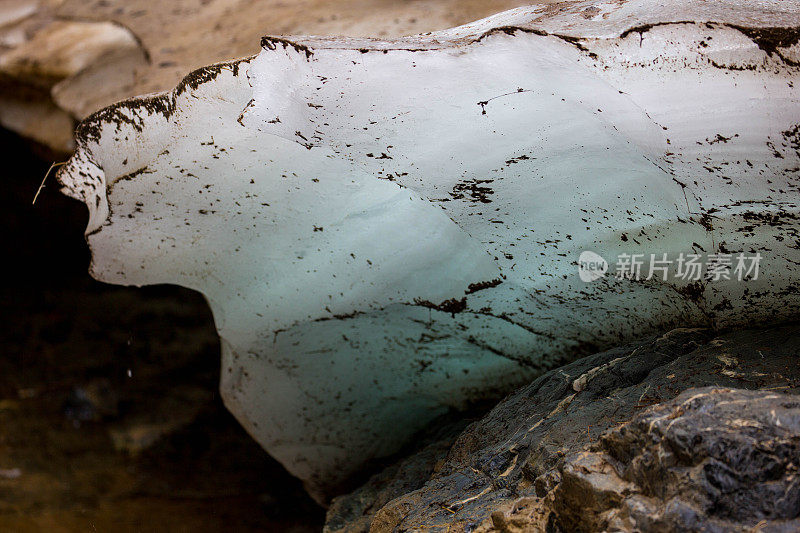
326,325 -> 800,531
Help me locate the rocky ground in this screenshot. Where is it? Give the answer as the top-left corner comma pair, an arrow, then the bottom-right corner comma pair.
325,326 -> 800,532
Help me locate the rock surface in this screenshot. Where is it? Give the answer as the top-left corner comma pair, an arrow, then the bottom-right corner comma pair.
0,0 -> 541,153
548,387 -> 800,532
325,325 -> 800,531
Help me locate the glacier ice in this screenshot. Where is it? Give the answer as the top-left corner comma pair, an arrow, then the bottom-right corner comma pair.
57,0 -> 800,500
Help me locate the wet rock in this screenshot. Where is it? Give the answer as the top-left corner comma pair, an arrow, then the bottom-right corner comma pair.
325,419 -> 470,533
0,1 -> 38,46
325,325 -> 800,532
550,387 -> 800,532
0,17 -> 147,153
0,20 -> 143,89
